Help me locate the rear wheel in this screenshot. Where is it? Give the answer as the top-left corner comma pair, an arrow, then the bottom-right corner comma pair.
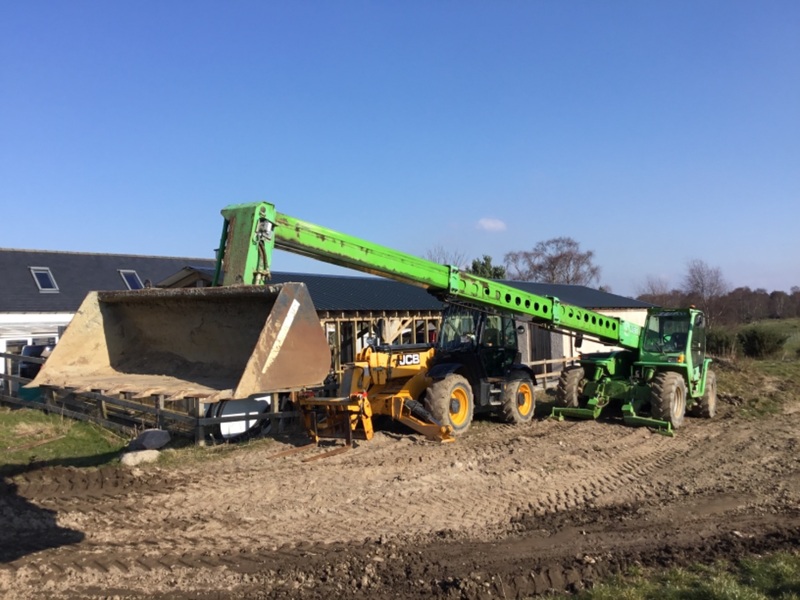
650,372 -> 686,429
690,369 -> 717,418
555,366 -> 584,408
502,375 -> 535,424
424,374 -> 474,435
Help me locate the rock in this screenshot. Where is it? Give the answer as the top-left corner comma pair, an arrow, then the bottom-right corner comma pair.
128,429 -> 171,450
121,449 -> 161,466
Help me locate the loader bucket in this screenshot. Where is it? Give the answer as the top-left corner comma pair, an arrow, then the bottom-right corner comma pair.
30,283 -> 331,401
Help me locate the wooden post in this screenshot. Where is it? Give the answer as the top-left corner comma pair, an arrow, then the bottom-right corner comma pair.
194,398 -> 207,446
156,394 -> 165,429
97,393 -> 108,420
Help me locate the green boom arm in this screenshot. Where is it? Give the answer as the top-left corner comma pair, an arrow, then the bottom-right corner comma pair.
215,202 -> 642,350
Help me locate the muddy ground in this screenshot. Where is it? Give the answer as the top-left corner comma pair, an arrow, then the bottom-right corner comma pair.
1,391 -> 799,599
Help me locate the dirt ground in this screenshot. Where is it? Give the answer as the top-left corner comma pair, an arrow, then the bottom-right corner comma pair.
1,392 -> 799,600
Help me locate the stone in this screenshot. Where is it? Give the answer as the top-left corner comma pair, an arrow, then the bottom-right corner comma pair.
121,449 -> 161,466
128,428 -> 171,450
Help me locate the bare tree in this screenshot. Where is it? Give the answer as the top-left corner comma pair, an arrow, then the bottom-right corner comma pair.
424,245 -> 467,268
504,237 -> 600,285
769,290 -> 789,318
638,276 -> 670,297
682,259 -> 728,325
636,276 -> 684,308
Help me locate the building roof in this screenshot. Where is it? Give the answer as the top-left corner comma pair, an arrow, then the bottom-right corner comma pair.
158,266 -> 650,312
0,248 -> 216,312
158,267 -> 445,312
499,280 -> 652,310
1,249 -> 650,315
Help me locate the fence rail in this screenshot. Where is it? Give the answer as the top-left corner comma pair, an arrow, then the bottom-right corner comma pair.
527,355 -> 578,391
1,350 -> 304,444
2,350 -> 581,446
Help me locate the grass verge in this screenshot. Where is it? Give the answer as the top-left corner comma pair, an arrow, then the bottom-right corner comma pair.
714,354 -> 800,418
560,551 -> 800,600
0,406 -> 127,475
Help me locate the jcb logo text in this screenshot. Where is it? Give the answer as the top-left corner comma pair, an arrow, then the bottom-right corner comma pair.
397,354 -> 421,366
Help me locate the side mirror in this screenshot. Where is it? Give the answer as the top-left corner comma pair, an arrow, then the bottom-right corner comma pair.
575,333 -> 583,349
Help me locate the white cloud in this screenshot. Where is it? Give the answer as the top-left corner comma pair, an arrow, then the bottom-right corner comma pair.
476,217 -> 507,232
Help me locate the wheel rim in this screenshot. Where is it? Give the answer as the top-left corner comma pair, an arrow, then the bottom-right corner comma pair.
449,387 -> 470,427
517,383 -> 533,417
673,385 -> 685,420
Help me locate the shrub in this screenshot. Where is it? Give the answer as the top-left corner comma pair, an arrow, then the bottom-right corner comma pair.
707,328 -> 737,358
736,326 -> 789,358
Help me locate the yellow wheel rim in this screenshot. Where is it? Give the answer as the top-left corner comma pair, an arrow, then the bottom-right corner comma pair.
517,383 -> 533,417
449,386 -> 470,427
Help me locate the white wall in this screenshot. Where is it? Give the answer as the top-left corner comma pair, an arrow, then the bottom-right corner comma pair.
0,312 -> 71,380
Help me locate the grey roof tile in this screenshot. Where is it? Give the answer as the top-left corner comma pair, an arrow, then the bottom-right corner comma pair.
163,267 -> 649,312
0,249 -> 216,312
499,280 -> 652,310
1,249 -> 650,314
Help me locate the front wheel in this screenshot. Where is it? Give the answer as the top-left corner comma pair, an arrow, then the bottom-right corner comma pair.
501,375 -> 535,424
424,374 -> 474,435
650,372 -> 686,429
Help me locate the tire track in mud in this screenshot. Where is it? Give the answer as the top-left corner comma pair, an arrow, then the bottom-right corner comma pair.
4,511 -> 799,600
8,465 -> 189,503
2,407 -> 798,598
7,419 -> 698,572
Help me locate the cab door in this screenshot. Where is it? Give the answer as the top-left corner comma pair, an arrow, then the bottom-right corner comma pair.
479,315 -> 518,377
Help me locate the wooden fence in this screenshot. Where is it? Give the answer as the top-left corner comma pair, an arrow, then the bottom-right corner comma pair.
1,350 -> 578,446
0,351 -> 304,445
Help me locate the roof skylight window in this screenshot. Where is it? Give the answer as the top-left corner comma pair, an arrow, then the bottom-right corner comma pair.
29,267 -> 59,293
119,269 -> 144,290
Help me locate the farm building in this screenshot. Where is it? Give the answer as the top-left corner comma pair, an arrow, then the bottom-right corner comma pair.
0,249 -> 213,391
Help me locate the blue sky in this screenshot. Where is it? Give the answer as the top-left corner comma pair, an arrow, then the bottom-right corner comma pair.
2,1 -> 798,297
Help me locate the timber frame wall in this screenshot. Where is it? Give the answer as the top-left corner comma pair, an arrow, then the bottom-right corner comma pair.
319,310 -> 442,376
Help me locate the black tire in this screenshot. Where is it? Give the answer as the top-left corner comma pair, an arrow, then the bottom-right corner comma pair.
501,375 -> 536,424
650,372 -> 686,429
555,366 -> 584,408
424,374 -> 474,435
690,369 -> 717,418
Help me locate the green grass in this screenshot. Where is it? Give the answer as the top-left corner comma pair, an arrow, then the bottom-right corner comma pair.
0,406 -> 127,475
0,404 -> 287,478
556,552 -> 800,600
714,354 -> 800,419
717,318 -> 800,360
